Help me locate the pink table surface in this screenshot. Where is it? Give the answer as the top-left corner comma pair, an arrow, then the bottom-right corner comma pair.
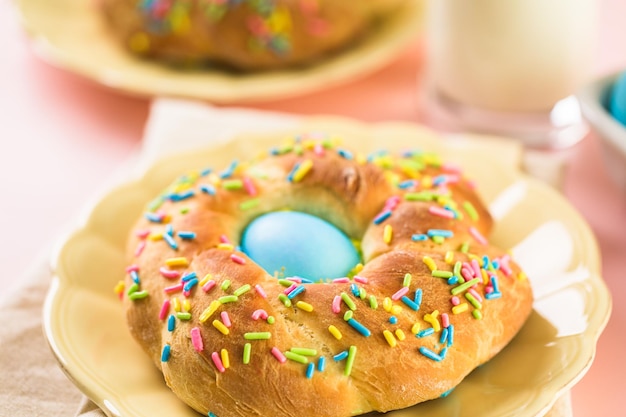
2,0 -> 625,416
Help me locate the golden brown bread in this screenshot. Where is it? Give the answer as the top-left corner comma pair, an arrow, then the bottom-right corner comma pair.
120,137 -> 533,417
99,0 -> 408,70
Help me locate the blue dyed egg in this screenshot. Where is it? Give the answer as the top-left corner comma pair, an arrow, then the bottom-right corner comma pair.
610,71 -> 626,126
241,211 -> 360,280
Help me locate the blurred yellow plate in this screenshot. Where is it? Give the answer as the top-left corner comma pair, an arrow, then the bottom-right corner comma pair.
15,0 -> 424,103
44,117 -> 611,416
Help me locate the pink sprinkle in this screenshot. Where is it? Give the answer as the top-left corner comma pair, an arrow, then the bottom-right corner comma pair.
286,277 -> 302,283
211,352 -> 226,372
353,275 -> 368,284
221,312 -> 232,328
135,229 -> 150,239
220,234 -> 231,244
461,267 -> 474,282
251,309 -> 269,320
191,327 -> 204,352
271,347 -> 287,363
469,226 -> 488,245
134,241 -> 146,257
202,280 -> 216,292
469,288 -> 483,302
183,290 -> 191,297
231,254 -> 246,265
485,285 -> 494,294
391,286 -> 409,301
126,265 -> 139,273
442,163 -> 462,174
498,255 -> 513,277
451,296 -> 461,306
283,283 -> 298,295
254,284 -> 267,298
332,295 -> 341,314
164,283 -> 184,294
441,313 -> 450,328
429,205 -> 455,219
159,267 -> 181,279
159,300 -> 171,320
243,177 -> 257,196
313,143 -> 325,156
470,259 -> 482,278
332,277 -> 350,284
383,195 -> 401,211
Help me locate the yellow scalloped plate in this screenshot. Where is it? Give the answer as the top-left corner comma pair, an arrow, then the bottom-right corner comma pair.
14,0 -> 424,103
44,118 -> 611,417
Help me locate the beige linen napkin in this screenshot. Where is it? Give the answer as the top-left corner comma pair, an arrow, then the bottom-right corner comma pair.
0,99 -> 570,417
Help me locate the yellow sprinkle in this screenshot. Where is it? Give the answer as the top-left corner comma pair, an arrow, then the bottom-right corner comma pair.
383,330 -> 397,347
452,303 -> 469,315
217,243 -> 234,251
355,153 -> 367,165
383,297 -> 393,312
172,297 -> 181,312
424,312 -> 441,332
518,271 -> 527,280
212,319 -> 230,335
221,349 -> 230,368
481,268 -> 489,284
421,175 -> 433,189
296,301 -> 314,312
383,224 -> 393,244
182,299 -> 191,312
328,325 -> 342,340
422,256 -> 437,272
113,281 -> 125,295
165,257 -> 189,267
411,322 -> 421,335
292,159 -> 313,182
267,6 -> 292,32
199,300 -> 221,323
199,274 -> 212,287
395,329 -> 406,341
468,254 -> 481,262
128,32 -> 150,53
148,232 -> 163,241
390,305 -> 403,315
444,251 -> 455,264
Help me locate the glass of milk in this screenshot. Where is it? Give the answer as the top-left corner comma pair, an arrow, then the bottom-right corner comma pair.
423,0 -> 598,149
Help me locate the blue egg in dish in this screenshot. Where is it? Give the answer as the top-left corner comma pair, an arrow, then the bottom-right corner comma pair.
610,70 -> 626,126
240,211 -> 360,280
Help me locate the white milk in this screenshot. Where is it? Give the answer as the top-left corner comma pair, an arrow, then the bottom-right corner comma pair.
427,0 -> 597,112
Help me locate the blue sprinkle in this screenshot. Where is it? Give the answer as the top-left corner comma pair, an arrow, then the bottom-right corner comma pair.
144,212 -> 163,223
447,275 -> 459,285
333,350 -> 349,361
299,277 -> 314,284
208,412 -> 218,417
337,149 -> 353,160
373,210 -> 392,225
287,285 -> 306,299
181,271 -> 197,282
427,229 -> 454,238
417,328 -> 434,338
347,318 -> 371,337
411,234 -> 428,242
350,283 -> 360,297
169,189 -> 195,201
130,270 -> 140,284
389,316 -> 398,324
306,362 -> 315,379
286,161 -> 301,182
401,296 -> 419,311
414,288 -> 423,307
161,344 -> 171,362
317,356 -> 326,372
485,291 -> 502,300
492,260 -> 500,270
162,232 -> 179,250
167,314 -> 176,332
440,328 -> 449,344
178,231 -> 196,240
183,278 -> 199,292
440,347 -> 448,359
419,346 -> 442,361
219,160 -> 238,179
165,224 -> 174,236
398,179 -> 417,189
491,276 -> 500,293
440,387 -> 455,398
200,167 -> 212,176
448,324 -> 454,347
433,175 -> 447,186
200,184 -> 216,195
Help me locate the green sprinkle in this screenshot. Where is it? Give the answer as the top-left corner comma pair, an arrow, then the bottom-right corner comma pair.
176,312 -> 191,320
472,309 -> 483,320
344,345 -> 357,376
341,292 -> 357,311
465,292 -> 482,309
128,290 -> 148,300
453,261 -> 462,277
221,280 -> 231,290
290,347 -> 317,356
432,270 -> 453,279
267,316 -> 275,324
244,332 -> 271,340
233,284 -> 251,297
369,295 -> 378,309
343,310 -> 354,321
463,201 -> 479,222
219,295 -> 238,304
460,242 -> 470,253
126,283 -> 139,295
359,287 -> 367,300
404,191 -> 435,201
180,207 -> 189,214
432,235 -> 445,244
451,278 -> 480,296
240,198 -> 260,211
222,179 -> 244,190
403,273 -> 412,287
243,343 -> 251,364
278,279 -> 293,287
278,294 -> 292,307
285,351 -> 308,364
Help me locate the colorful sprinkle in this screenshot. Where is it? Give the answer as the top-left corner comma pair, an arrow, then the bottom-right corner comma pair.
271,347 -> 287,363
191,327 -> 203,352
328,325 -> 342,340
211,352 -> 226,373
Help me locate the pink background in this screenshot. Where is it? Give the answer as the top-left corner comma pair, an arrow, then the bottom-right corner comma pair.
1,0 -> 625,415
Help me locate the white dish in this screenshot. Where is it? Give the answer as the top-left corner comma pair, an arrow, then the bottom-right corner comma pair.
44,118 -> 611,417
